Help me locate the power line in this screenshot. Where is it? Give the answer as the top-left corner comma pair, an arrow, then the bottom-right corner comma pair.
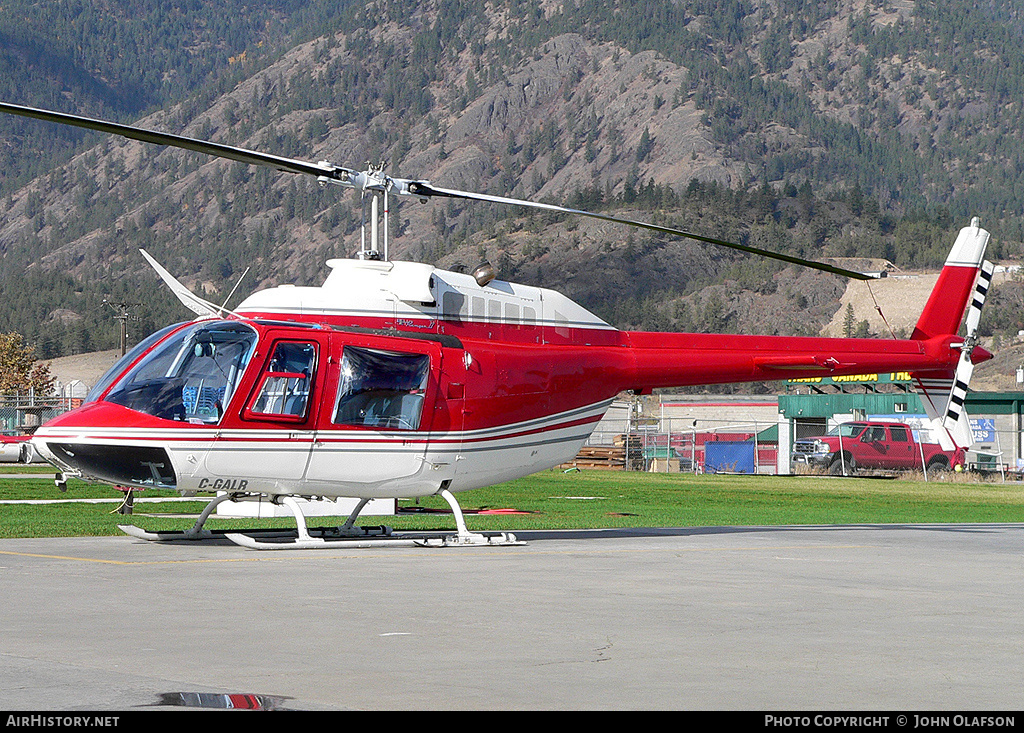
103,300 -> 141,356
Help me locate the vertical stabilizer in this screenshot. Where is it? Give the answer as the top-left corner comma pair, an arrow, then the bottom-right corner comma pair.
911,218 -> 990,341
909,219 -> 992,450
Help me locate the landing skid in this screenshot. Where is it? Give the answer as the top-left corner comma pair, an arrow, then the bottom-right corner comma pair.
118,492 -> 241,542
224,528 -> 522,550
118,490 -> 524,550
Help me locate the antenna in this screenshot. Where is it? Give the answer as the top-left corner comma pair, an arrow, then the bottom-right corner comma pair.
221,267 -> 250,312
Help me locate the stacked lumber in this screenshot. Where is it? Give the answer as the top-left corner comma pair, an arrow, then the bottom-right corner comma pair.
559,445 -> 626,470
613,433 -> 645,466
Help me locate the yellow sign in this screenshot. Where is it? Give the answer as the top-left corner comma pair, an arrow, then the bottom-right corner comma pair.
788,372 -> 912,385
833,374 -> 878,382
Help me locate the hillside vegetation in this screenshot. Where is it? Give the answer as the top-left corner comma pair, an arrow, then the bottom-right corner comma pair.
1,0 -> 1023,359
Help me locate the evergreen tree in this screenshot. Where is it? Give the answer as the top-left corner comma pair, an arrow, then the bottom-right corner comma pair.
843,303 -> 855,338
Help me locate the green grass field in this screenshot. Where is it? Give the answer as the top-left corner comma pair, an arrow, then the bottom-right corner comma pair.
1,467 -> 1023,539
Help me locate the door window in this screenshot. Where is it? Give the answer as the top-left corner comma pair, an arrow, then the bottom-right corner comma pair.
862,426 -> 886,442
333,346 -> 430,430
248,342 -> 318,419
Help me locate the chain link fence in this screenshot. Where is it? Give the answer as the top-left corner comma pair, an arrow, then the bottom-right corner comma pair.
0,395 -> 78,434
577,402 -> 1024,481
582,419 -> 779,474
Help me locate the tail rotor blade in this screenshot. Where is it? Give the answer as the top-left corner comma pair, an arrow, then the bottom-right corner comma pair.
945,355 -> 974,427
936,259 -> 993,448
946,259 -> 994,428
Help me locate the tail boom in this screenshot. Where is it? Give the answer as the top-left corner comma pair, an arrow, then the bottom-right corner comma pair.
621,331 -> 965,392
621,220 -> 992,451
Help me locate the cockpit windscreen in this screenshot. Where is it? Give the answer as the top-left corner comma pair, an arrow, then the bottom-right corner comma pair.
104,321 -> 258,423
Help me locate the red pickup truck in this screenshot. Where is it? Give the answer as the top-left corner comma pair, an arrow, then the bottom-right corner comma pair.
791,421 -> 965,475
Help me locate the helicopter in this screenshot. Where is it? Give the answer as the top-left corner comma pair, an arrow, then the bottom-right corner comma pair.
0,101 -> 994,549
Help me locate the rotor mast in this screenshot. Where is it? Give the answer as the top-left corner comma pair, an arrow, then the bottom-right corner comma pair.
320,161 -> 394,261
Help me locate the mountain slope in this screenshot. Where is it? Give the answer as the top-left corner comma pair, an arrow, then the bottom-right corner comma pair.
0,0 -> 1022,361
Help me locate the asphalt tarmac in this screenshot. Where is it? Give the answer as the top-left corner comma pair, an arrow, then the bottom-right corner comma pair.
1,523 -> 1022,710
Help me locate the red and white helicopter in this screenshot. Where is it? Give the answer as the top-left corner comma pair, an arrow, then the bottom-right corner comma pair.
0,102 -> 994,549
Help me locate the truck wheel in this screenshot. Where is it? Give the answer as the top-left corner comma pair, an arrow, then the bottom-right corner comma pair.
829,456 -> 855,475
926,457 -> 949,475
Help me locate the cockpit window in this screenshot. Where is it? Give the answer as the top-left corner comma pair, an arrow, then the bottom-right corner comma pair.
333,346 -> 430,430
104,321 -> 257,423
85,321 -> 188,404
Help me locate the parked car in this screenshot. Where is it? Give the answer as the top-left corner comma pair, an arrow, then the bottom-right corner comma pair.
0,433 -> 41,463
792,421 -> 964,475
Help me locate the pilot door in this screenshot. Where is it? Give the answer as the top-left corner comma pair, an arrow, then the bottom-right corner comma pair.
304,334 -> 441,493
203,334 -> 323,487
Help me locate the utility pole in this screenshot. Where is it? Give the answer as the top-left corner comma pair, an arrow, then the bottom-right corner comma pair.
103,300 -> 140,356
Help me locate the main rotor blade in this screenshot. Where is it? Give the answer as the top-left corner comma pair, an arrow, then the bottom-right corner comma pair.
0,101 -> 875,280
0,102 -> 346,181
408,183 -> 877,281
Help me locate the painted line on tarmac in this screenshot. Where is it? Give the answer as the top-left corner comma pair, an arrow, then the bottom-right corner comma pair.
0,549 -> 268,565
0,542 -> 882,566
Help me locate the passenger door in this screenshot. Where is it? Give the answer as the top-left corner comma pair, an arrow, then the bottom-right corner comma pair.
304,333 -> 440,490
422,345 -> 469,489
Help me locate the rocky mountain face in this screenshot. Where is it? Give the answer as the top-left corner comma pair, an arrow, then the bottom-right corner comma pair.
0,0 -> 1022,361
